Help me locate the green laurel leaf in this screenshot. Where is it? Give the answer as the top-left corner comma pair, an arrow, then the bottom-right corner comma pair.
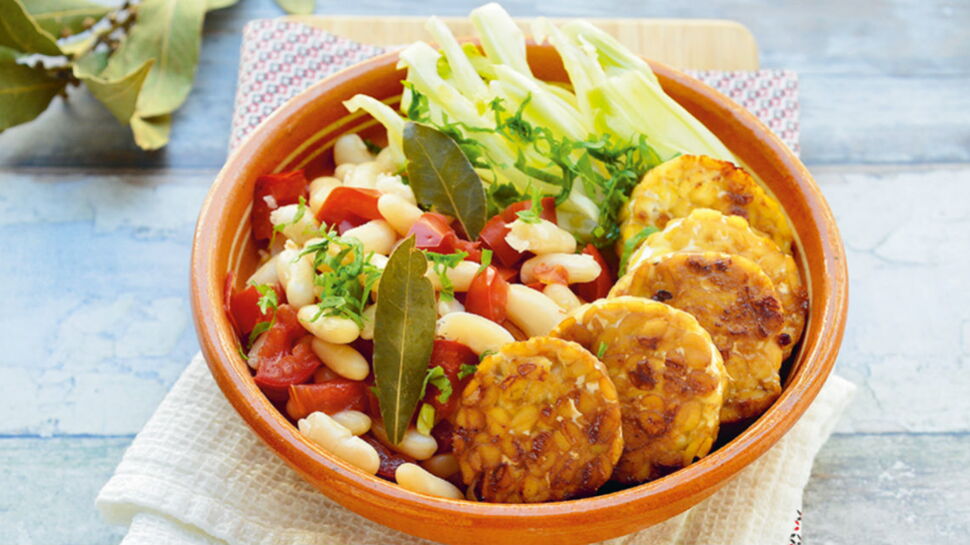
0,0 -> 62,55
75,57 -> 154,123
0,46 -> 65,131
25,0 -> 111,38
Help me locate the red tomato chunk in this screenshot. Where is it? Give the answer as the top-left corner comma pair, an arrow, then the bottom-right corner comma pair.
464,265 -> 509,324
286,380 -> 369,420
573,244 -> 614,302
252,305 -> 321,401
423,339 -> 479,423
251,170 -> 308,241
226,282 -> 285,337
407,213 -> 482,260
315,186 -> 383,227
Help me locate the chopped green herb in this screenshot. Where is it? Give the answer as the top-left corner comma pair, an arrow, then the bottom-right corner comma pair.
416,403 -> 436,436
421,365 -> 453,403
247,320 -> 273,348
425,250 -> 468,302
618,225 -> 659,275
515,188 -> 544,224
254,284 -> 279,315
237,345 -> 250,361
298,230 -> 382,328
596,341 -> 608,359
476,249 -> 493,275
458,363 -> 478,380
363,138 -> 383,155
478,349 -> 496,362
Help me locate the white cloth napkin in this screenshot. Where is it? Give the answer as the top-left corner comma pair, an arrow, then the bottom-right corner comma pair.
97,354 -> 854,545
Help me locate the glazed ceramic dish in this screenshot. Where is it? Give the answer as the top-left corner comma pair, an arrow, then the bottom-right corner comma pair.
191,43 -> 847,545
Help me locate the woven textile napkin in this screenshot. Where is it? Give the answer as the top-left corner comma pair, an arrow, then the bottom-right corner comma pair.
97,20 -> 852,545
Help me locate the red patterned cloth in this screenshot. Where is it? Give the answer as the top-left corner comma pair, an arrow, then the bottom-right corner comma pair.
227,20 -> 804,544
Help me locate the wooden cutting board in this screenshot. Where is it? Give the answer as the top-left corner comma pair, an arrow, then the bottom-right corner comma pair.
288,16 -> 759,71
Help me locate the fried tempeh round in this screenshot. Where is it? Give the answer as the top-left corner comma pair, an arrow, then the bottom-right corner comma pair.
610,252 -> 785,423
629,208 -> 807,357
550,297 -> 726,483
619,155 -> 795,254
453,337 -> 623,503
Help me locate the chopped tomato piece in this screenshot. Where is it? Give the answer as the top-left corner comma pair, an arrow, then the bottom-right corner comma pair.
361,434 -> 414,480
525,281 -> 545,292
500,197 -> 557,224
285,380 -> 369,420
252,170 -> 308,241
465,266 -> 509,324
406,213 -> 481,260
478,214 -> 523,267
573,244 -> 614,302
313,366 -> 339,383
315,186 -> 383,227
226,282 -> 285,337
252,305 -> 321,401
493,266 -> 518,283
423,339 -> 479,422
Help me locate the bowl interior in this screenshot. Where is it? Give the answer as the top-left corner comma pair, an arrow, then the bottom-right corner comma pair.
192,44 -> 847,545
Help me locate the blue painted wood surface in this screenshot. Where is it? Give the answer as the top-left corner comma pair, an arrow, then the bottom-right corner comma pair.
1,1 -> 968,543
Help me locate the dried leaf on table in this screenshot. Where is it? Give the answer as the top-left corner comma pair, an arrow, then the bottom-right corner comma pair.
0,46 -> 66,131
131,113 -> 172,150
74,58 -> 154,123
0,0 -> 62,55
373,236 -> 437,445
274,0 -> 315,15
205,0 -> 240,11
24,0 -> 112,38
101,0 -> 205,119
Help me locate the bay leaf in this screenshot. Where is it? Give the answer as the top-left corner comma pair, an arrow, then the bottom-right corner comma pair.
102,0 -> 205,118
372,236 -> 436,444
274,0 -> 315,15
75,57 -> 153,123
25,0 -> 111,38
206,0 -> 239,11
0,0 -> 62,55
0,45 -> 65,131
403,122 -> 487,239
130,113 -> 171,150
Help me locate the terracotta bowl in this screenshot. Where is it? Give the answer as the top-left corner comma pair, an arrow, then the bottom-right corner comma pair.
191,44 -> 848,545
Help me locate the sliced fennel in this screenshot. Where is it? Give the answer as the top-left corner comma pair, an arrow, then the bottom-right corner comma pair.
342,2 -> 738,245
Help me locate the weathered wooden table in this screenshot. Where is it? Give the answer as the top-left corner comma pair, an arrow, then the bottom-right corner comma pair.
1,1 -> 968,543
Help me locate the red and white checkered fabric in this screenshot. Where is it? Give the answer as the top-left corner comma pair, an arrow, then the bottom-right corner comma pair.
230,19 -> 800,156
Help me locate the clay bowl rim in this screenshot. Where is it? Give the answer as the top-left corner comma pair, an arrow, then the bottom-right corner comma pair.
191,45 -> 848,530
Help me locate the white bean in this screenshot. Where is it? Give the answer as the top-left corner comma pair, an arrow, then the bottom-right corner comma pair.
298,412 -> 380,475
372,423 -> 438,460
543,283 -> 583,312
331,410 -> 372,436
377,193 -> 423,236
375,146 -> 401,174
342,220 -> 397,256
270,204 -> 320,245
375,173 -> 416,204
359,305 -> 376,340
308,176 -> 342,216
425,261 -> 480,292
333,133 -> 375,166
421,453 -> 460,479
246,254 -> 279,286
283,252 -> 316,308
437,297 -> 465,317
310,337 -> 369,379
520,253 -> 601,285
298,306 -> 361,344
395,463 -> 463,500
436,312 -> 515,355
505,218 -> 576,255
344,161 -> 382,189
506,284 -> 566,337
334,163 -> 355,182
